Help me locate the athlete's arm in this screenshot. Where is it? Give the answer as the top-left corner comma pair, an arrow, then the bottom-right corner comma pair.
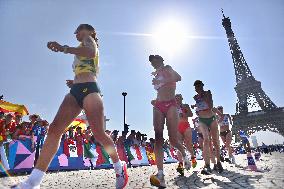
228,114 -> 233,125
66,80 -> 73,88
204,90 -> 213,109
151,100 -> 156,106
212,108 -> 222,116
66,36 -> 96,58
47,36 -> 96,58
163,66 -> 181,83
191,96 -> 197,109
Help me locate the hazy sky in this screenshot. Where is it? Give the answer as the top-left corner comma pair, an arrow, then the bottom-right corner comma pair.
1,0 -> 283,144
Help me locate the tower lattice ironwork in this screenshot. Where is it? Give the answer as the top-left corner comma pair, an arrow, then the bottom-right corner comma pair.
221,10 -> 284,138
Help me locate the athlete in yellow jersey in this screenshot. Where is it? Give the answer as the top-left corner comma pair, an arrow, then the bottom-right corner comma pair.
12,24 -> 128,189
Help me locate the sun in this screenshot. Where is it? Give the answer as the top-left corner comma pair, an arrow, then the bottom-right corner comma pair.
152,19 -> 188,54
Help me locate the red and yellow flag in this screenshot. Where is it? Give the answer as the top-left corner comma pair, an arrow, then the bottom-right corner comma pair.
66,118 -> 87,131
0,100 -> 29,115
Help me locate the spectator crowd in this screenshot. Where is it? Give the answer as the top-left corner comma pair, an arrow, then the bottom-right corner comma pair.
0,112 -> 49,147
0,111 -> 169,156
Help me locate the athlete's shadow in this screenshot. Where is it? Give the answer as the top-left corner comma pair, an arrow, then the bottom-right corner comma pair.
173,168 -> 264,189
217,168 -> 264,188
173,171 -> 209,189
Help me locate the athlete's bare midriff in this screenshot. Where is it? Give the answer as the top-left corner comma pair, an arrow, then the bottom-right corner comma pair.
73,72 -> 97,84
198,109 -> 215,119
179,116 -> 188,122
220,125 -> 230,132
156,85 -> 176,101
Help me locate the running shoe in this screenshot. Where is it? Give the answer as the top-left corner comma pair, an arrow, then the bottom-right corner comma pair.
201,165 -> 212,175
191,157 -> 197,168
216,161 -> 224,173
150,173 -> 166,188
176,162 -> 185,176
11,181 -> 40,189
116,161 -> 129,189
184,156 -> 191,170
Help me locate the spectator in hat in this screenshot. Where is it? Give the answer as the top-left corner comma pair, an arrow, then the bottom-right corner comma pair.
31,119 -> 49,165
0,114 -> 15,143
126,130 -> 136,146
28,114 -> 40,133
31,119 -> 49,150
13,121 -> 29,140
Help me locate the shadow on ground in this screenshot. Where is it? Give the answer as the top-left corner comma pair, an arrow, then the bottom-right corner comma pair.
173,167 -> 264,189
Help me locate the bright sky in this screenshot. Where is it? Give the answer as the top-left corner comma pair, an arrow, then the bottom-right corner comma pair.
1,0 -> 284,145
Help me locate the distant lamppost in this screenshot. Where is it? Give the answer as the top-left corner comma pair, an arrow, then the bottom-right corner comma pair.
122,92 -> 127,131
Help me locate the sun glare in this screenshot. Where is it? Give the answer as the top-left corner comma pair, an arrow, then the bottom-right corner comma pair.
152,19 -> 188,54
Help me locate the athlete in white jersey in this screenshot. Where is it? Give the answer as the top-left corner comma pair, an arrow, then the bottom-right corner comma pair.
216,106 -> 235,164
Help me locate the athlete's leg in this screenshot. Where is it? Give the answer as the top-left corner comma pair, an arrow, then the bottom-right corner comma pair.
220,135 -> 226,147
220,135 -> 226,160
245,141 -> 251,153
150,107 -> 167,187
153,108 -> 165,172
225,132 -> 233,158
83,93 -> 128,188
166,107 -> 186,157
184,127 -> 194,158
210,120 -> 223,172
13,94 -> 82,188
83,93 -> 119,163
198,134 -> 204,150
210,121 -> 221,163
35,94 -> 81,171
176,132 -> 185,176
199,123 -> 210,166
209,136 -> 216,164
176,132 -> 184,163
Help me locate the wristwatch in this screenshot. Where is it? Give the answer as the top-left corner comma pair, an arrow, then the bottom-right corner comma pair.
63,45 -> 69,54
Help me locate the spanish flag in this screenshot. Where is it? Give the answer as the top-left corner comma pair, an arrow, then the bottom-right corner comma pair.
0,100 -> 29,115
66,118 -> 87,131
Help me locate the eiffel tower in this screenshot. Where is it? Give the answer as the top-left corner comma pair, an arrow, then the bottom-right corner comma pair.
221,10 -> 284,139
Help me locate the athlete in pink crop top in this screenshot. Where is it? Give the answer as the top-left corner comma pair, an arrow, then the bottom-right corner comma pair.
148,55 -> 190,188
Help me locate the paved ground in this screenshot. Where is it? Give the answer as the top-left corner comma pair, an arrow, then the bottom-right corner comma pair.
1,153 -> 283,189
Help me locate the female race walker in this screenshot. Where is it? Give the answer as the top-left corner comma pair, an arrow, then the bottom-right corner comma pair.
175,94 -> 197,176
149,55 -> 191,188
216,106 -> 235,164
13,24 -> 128,189
192,80 -> 223,174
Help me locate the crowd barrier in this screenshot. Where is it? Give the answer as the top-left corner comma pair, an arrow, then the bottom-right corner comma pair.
0,137 -> 183,174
